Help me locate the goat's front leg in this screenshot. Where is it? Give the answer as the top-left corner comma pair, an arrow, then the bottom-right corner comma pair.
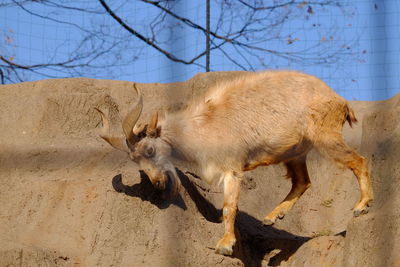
215,171 -> 240,256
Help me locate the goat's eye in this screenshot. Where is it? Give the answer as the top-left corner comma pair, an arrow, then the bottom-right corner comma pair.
144,146 -> 155,158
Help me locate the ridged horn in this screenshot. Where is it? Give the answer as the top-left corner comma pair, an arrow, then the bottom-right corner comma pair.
122,83 -> 143,142
95,107 -> 129,152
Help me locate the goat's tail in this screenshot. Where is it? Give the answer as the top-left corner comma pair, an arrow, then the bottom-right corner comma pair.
345,103 -> 358,127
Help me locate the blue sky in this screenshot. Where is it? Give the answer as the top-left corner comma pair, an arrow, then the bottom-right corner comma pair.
1,0 -> 399,101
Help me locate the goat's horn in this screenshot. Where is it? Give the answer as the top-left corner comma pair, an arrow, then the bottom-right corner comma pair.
95,107 -> 129,152
122,83 -> 143,142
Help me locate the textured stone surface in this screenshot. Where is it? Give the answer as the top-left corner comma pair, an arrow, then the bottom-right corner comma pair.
0,72 -> 398,266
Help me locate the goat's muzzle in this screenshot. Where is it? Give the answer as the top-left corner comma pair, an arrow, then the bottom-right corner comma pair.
162,170 -> 181,200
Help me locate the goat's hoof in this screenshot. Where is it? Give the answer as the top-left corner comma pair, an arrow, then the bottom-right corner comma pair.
263,217 -> 275,226
215,236 -> 236,256
215,245 -> 233,256
353,206 -> 369,217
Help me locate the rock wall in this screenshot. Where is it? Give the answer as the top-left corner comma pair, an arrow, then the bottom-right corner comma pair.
0,72 -> 399,266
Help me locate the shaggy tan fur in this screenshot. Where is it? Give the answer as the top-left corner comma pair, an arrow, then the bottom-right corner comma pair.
97,70 -> 374,256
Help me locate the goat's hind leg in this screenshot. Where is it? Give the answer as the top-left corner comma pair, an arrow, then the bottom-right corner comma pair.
317,134 -> 373,216
264,155 -> 311,225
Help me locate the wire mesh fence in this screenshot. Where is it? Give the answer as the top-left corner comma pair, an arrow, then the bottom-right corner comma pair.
0,0 -> 399,100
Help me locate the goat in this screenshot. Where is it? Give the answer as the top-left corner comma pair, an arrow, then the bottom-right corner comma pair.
96,70 -> 374,256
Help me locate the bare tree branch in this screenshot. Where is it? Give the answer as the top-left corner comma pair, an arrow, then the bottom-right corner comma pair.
11,0 -> 92,34
0,55 -> 78,70
98,0 -> 207,66
238,0 -> 340,11
0,0 -> 33,7
140,0 -> 328,62
1,0 -> 359,84
0,68 -> 4,84
39,0 -> 104,14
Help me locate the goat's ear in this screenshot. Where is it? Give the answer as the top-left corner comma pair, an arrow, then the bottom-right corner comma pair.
149,112 -> 158,129
147,112 -> 161,137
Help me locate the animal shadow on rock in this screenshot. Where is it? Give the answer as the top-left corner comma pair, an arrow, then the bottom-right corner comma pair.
112,169 -> 310,266
176,169 -> 311,266
111,171 -> 187,210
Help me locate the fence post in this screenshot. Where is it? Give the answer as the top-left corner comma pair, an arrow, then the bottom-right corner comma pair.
206,0 -> 210,72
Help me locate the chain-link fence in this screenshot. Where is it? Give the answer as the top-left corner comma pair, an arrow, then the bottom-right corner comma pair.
1,0 -> 399,100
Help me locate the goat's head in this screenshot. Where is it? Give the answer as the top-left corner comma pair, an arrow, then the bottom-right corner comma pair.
95,85 -> 181,199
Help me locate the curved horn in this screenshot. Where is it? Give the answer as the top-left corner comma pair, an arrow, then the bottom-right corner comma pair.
95,107 -> 129,153
146,112 -> 159,137
122,83 -> 143,142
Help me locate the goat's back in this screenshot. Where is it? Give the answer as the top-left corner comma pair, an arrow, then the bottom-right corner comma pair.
187,71 -> 350,165
201,71 -> 347,130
